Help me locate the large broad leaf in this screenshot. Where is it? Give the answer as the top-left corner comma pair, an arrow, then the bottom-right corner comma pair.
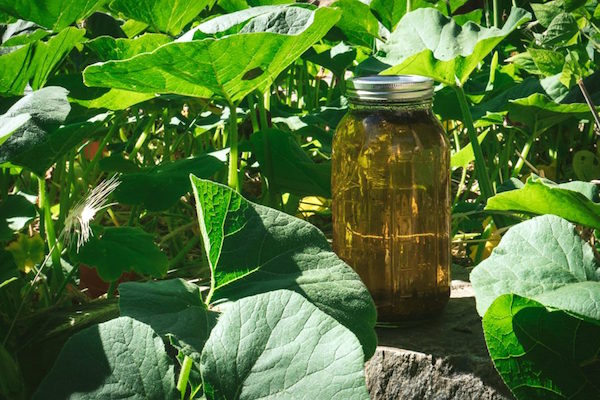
371,7 -> 531,85
0,27 -> 86,95
0,0 -> 105,31
331,0 -> 380,48
86,33 -> 171,62
486,175 -> 600,230
119,279 -> 217,362
470,215 -> 600,320
1,20 -> 50,47
107,155 -> 225,211
201,289 -> 370,400
109,0 -> 215,35
190,176 -> 377,358
507,93 -> 597,132
0,87 -> 102,175
47,74 -> 155,110
34,317 -> 176,400
75,226 -> 168,282
250,128 -> 331,198
483,294 -> 600,400
83,7 -> 341,103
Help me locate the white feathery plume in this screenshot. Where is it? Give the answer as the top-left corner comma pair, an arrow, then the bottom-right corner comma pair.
62,175 -> 120,252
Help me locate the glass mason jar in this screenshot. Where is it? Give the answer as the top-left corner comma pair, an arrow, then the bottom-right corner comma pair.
331,75 -> 450,324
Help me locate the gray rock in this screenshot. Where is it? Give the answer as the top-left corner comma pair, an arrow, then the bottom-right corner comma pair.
365,278 -> 513,400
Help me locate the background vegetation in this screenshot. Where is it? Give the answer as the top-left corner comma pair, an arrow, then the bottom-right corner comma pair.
0,0 -> 599,399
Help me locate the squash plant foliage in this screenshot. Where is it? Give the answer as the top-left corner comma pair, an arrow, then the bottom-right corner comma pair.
2,0 -> 600,399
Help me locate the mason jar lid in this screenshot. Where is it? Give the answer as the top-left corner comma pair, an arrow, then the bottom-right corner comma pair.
346,75 -> 434,103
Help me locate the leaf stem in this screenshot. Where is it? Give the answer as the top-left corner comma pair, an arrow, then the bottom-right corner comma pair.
227,102 -> 239,191
38,176 -> 62,283
578,79 -> 600,134
177,355 -> 193,400
452,85 -> 494,200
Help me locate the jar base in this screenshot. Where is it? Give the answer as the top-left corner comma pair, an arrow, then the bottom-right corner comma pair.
374,290 -> 450,327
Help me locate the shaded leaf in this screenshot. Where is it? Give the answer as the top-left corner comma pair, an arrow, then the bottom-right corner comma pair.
75,226 -> 168,282
251,128 -> 331,198
119,279 -> 217,362
471,215 -> 600,321
83,7 -> 341,103
109,155 -> 225,211
190,176 -> 376,358
303,42 -> 356,78
34,317 -> 176,400
483,294 -> 600,400
0,87 -> 102,175
201,290 -> 369,400
372,7 -> 531,85
1,20 -> 49,46
451,129 -> 488,168
0,193 -> 36,241
486,175 -> 600,229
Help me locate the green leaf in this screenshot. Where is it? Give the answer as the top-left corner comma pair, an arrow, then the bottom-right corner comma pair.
86,33 -> 171,62
47,74 -> 155,111
0,0 -> 105,30
331,0 -> 380,48
507,93 -> 597,132
485,175 -> 600,229
303,42 -> 356,78
483,294 -> 600,400
190,176 -> 377,358
75,226 -> 168,282
83,7 -> 341,103
536,12 -> 579,47
251,128 -> 331,198
0,114 -> 30,147
34,317 -> 176,400
450,129 -> 489,168
119,279 -> 217,362
0,193 -> 36,241
109,0 -> 214,35
573,150 -> 600,181
0,27 -> 86,95
5,233 -> 44,273
528,48 -> 566,76
470,215 -> 600,320
0,87 -> 102,175
1,20 -> 49,47
109,155 -> 224,211
200,289 -> 370,400
373,7 -> 531,85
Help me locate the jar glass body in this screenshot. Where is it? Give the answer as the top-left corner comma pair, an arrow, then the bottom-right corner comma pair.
331,101 -> 450,323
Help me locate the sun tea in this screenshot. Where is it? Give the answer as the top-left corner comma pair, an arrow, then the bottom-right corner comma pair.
332,75 -> 451,324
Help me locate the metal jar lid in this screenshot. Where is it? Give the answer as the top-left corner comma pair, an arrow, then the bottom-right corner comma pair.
346,75 -> 434,103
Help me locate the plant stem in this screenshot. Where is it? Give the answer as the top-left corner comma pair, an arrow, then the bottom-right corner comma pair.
167,236 -> 200,270
177,355 -> 193,400
493,0 -> 500,28
452,85 -> 494,200
513,118 -> 537,177
83,120 -> 119,178
227,102 -> 239,191
406,0 -> 412,12
578,79 -> 600,133
38,176 -> 62,283
247,95 -> 260,133
256,92 -> 277,207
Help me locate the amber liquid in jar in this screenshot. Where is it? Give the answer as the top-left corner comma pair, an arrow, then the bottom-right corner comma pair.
332,76 -> 450,324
